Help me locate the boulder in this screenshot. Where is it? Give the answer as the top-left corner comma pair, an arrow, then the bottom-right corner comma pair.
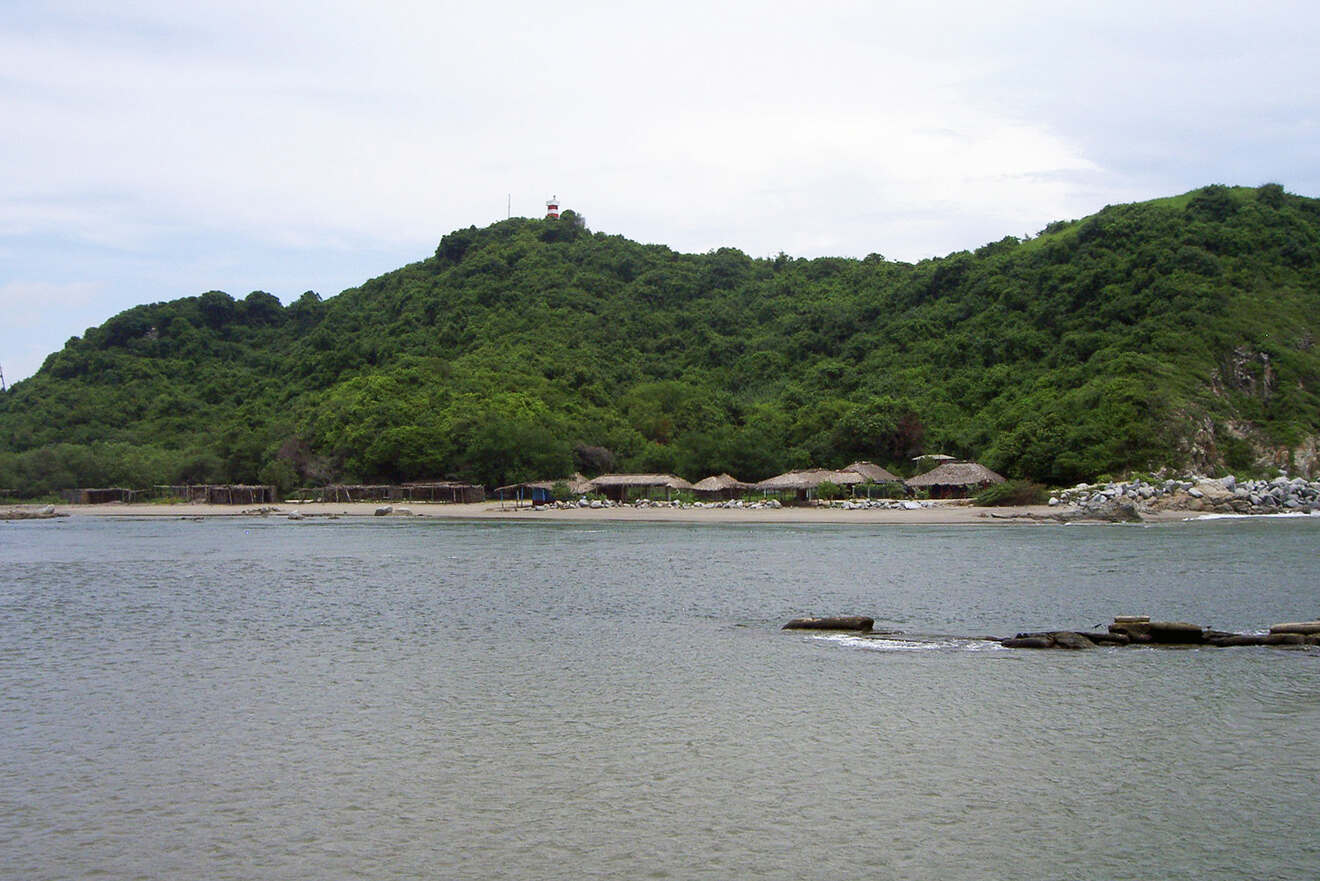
1002,631 -> 1102,649
1001,636 -> 1055,649
1081,630 -> 1129,646
1051,631 -> 1097,650
1109,621 -> 1152,642
783,616 -> 875,632
374,505 -> 392,516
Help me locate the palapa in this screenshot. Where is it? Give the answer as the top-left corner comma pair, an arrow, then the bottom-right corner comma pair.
692,473 -> 752,500
842,461 -> 901,483
755,469 -> 866,492
905,462 -> 1005,498
587,473 -> 694,501
692,473 -> 751,492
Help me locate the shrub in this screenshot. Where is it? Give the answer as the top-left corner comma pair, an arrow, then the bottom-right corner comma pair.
857,481 -> 907,499
974,479 -> 1048,506
815,480 -> 846,501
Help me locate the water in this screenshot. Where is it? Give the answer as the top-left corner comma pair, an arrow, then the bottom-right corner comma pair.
1,516 -> 1318,879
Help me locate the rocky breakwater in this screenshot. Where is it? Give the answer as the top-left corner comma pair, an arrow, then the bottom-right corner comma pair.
1002,615 -> 1320,649
1049,474 -> 1320,520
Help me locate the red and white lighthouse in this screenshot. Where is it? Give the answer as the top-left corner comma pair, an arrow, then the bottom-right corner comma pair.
545,196 -> 560,220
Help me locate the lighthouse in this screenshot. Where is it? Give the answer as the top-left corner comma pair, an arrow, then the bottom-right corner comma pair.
545,196 -> 560,220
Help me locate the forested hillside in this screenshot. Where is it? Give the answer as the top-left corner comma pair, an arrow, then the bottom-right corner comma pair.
3,184 -> 1319,497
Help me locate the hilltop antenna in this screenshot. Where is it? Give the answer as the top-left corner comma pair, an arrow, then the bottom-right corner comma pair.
507,193 -> 511,219
0,363 -> 6,392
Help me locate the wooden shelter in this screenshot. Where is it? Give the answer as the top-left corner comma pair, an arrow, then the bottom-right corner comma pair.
200,484 -> 277,505
301,484 -> 395,503
692,473 -> 753,501
150,484 -> 275,504
61,487 -> 141,504
905,462 -> 1005,498
587,473 -> 694,502
399,482 -> 485,503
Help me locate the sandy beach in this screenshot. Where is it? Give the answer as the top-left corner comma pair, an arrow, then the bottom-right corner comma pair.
24,500 -> 1197,524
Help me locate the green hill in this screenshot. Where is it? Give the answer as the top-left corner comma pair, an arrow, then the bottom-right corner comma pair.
3,184 -> 1319,497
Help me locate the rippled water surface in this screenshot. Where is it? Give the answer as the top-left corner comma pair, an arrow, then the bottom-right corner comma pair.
2,516 -> 1318,880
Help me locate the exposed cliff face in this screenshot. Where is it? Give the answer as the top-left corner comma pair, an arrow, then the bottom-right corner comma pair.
1211,347 -> 1277,401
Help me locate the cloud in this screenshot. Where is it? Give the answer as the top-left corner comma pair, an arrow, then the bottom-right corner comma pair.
1,280 -> 104,327
2,0 -> 1318,383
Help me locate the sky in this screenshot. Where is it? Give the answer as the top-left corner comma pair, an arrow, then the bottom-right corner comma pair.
2,0 -> 1318,384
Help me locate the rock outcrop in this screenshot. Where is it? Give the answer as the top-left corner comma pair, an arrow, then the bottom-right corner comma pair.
1049,475 -> 1320,519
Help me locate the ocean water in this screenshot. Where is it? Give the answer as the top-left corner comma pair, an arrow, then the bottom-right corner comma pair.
1,516 -> 1318,880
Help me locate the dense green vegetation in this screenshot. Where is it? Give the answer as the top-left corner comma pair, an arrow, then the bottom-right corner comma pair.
3,187 -> 1319,497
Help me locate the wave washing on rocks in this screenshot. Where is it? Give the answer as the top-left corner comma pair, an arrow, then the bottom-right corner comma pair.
1045,474 -> 1320,521
783,615 -> 1320,651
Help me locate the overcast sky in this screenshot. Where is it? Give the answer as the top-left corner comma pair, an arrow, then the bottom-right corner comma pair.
3,0 -> 1318,383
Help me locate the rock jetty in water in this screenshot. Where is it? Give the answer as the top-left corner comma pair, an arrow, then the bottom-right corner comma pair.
1000,616 -> 1320,649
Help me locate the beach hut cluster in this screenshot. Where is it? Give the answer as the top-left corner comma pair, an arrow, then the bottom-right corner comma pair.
58,482 -> 485,506
56,458 -> 1005,508
497,459 -> 1005,507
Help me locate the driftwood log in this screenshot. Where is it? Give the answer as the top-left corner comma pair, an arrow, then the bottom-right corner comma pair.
783,616 -> 875,632
1270,621 -> 1320,635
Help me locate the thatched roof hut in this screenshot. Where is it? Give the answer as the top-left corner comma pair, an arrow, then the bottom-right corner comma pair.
755,469 -> 865,491
905,462 -> 1005,498
692,473 -> 752,500
495,473 -> 592,506
754,469 -> 866,501
587,473 -> 694,501
842,461 -> 901,483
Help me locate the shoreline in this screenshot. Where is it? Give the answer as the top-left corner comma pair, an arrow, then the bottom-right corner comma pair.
12,500 -> 1207,525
